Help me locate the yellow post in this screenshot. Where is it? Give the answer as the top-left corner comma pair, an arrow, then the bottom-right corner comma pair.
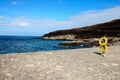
99,36 -> 108,57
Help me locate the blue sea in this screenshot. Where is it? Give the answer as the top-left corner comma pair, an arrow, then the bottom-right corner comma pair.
0,36 -> 91,54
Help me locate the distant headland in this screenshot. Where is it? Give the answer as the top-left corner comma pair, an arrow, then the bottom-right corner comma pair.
42,19 -> 120,46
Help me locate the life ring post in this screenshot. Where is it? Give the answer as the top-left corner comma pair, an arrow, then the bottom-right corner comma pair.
99,36 -> 108,57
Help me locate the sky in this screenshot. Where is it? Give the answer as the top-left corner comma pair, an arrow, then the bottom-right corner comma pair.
0,0 -> 120,36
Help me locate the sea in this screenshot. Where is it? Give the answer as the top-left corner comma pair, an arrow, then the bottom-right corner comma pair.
0,36 -> 92,54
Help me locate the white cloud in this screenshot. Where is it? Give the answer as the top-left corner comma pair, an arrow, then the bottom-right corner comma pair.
64,6 -> 120,28
11,21 -> 29,27
18,22 -> 29,27
0,6 -> 120,33
11,1 -> 18,5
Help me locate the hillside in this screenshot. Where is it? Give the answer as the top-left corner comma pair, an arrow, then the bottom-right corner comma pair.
42,19 -> 120,40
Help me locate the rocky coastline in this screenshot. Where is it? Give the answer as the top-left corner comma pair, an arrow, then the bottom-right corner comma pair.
59,37 -> 120,47
42,19 -> 120,47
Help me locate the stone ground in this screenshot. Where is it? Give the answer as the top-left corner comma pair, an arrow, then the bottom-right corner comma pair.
0,46 -> 120,80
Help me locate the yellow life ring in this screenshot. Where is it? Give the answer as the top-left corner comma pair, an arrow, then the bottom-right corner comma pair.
100,45 -> 108,53
99,37 -> 108,45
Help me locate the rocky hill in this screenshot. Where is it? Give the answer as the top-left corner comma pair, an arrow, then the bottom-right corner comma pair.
42,19 -> 120,40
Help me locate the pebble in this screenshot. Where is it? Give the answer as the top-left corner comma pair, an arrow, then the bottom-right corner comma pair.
111,63 -> 119,66
11,64 -> 17,69
102,63 -> 110,67
25,64 -> 34,67
55,65 -> 64,71
88,67 -> 94,70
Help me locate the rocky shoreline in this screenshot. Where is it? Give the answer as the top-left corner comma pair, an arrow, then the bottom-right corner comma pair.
42,19 -> 120,47
59,37 -> 120,47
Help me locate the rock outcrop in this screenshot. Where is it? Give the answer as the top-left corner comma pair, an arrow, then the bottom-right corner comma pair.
59,37 -> 120,47
42,34 -> 76,40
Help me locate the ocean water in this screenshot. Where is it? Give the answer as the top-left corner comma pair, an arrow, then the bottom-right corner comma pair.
0,36 -> 91,54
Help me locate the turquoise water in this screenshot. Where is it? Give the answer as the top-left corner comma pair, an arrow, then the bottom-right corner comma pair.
0,36 -> 91,54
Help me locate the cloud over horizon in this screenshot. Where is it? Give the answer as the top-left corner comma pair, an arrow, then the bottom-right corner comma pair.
0,6 -> 120,35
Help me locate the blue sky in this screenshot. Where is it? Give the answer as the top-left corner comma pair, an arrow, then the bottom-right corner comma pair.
0,0 -> 120,36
